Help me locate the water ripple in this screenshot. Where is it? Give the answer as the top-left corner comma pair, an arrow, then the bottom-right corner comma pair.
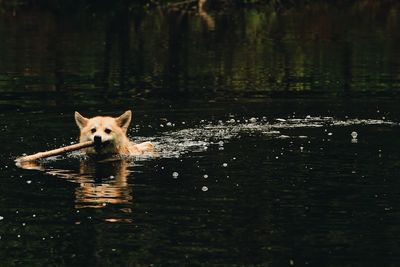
135,116 -> 398,158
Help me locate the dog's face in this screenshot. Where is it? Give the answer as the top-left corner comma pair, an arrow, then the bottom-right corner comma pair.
75,110 -> 132,155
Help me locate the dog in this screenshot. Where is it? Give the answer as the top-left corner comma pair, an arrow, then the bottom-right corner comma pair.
74,110 -> 154,156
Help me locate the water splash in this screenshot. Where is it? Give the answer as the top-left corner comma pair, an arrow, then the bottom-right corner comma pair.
134,116 -> 398,158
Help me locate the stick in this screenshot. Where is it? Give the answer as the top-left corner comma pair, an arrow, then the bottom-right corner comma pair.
15,141 -> 94,163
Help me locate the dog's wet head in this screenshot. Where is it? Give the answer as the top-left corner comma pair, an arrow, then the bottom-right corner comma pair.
74,111 -> 132,155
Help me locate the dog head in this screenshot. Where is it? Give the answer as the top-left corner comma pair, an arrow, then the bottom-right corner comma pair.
74,110 -> 132,155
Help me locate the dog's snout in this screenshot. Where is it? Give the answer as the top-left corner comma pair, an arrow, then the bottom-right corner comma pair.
93,135 -> 102,144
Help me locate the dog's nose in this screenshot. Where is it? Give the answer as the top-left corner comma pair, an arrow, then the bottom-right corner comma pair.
93,135 -> 102,144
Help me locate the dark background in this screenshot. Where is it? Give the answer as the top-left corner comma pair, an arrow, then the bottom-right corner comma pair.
1,1 -> 400,266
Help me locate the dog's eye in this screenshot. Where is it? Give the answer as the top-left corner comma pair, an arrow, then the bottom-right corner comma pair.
91,128 -> 96,133
105,128 -> 112,134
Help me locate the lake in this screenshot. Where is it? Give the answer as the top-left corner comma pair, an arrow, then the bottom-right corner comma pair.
1,2 -> 400,266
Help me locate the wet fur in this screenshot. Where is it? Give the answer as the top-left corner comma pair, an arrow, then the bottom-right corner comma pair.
75,110 -> 154,156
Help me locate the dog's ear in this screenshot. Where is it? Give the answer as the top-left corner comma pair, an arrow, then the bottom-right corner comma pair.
115,110 -> 132,132
75,111 -> 89,129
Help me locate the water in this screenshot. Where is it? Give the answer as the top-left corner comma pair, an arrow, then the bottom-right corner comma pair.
1,2 -> 400,266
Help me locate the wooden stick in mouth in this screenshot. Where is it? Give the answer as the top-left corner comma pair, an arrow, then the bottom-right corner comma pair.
15,141 -> 94,163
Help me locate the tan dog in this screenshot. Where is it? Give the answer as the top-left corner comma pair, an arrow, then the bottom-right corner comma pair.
74,110 -> 154,156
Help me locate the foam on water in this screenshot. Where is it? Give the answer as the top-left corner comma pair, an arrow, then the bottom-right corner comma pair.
134,116 -> 398,158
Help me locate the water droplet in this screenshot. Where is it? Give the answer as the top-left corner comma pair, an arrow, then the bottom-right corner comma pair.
218,141 -> 224,146
109,175 -> 115,179
249,117 -> 257,123
32,214 -> 36,218
328,132 -> 333,136
351,131 -> 358,139
202,186 -> 208,192
222,163 -> 228,167
172,172 -> 179,178
26,180 -> 32,184
203,174 -> 208,179
166,122 -> 172,127
0,216 -> 3,221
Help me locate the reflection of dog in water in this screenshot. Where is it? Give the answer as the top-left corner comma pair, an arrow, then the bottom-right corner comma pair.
75,159 -> 133,209
75,110 -> 154,156
16,110 -> 155,222
18,158 -> 134,221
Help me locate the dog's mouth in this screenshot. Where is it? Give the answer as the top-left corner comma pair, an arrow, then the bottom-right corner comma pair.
94,140 -> 111,151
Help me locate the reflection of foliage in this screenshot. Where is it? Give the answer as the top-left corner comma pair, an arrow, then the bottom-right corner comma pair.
0,0 -> 399,109
1,0 -> 399,11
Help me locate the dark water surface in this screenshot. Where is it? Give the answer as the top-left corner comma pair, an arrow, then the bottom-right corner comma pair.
1,2 -> 400,266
